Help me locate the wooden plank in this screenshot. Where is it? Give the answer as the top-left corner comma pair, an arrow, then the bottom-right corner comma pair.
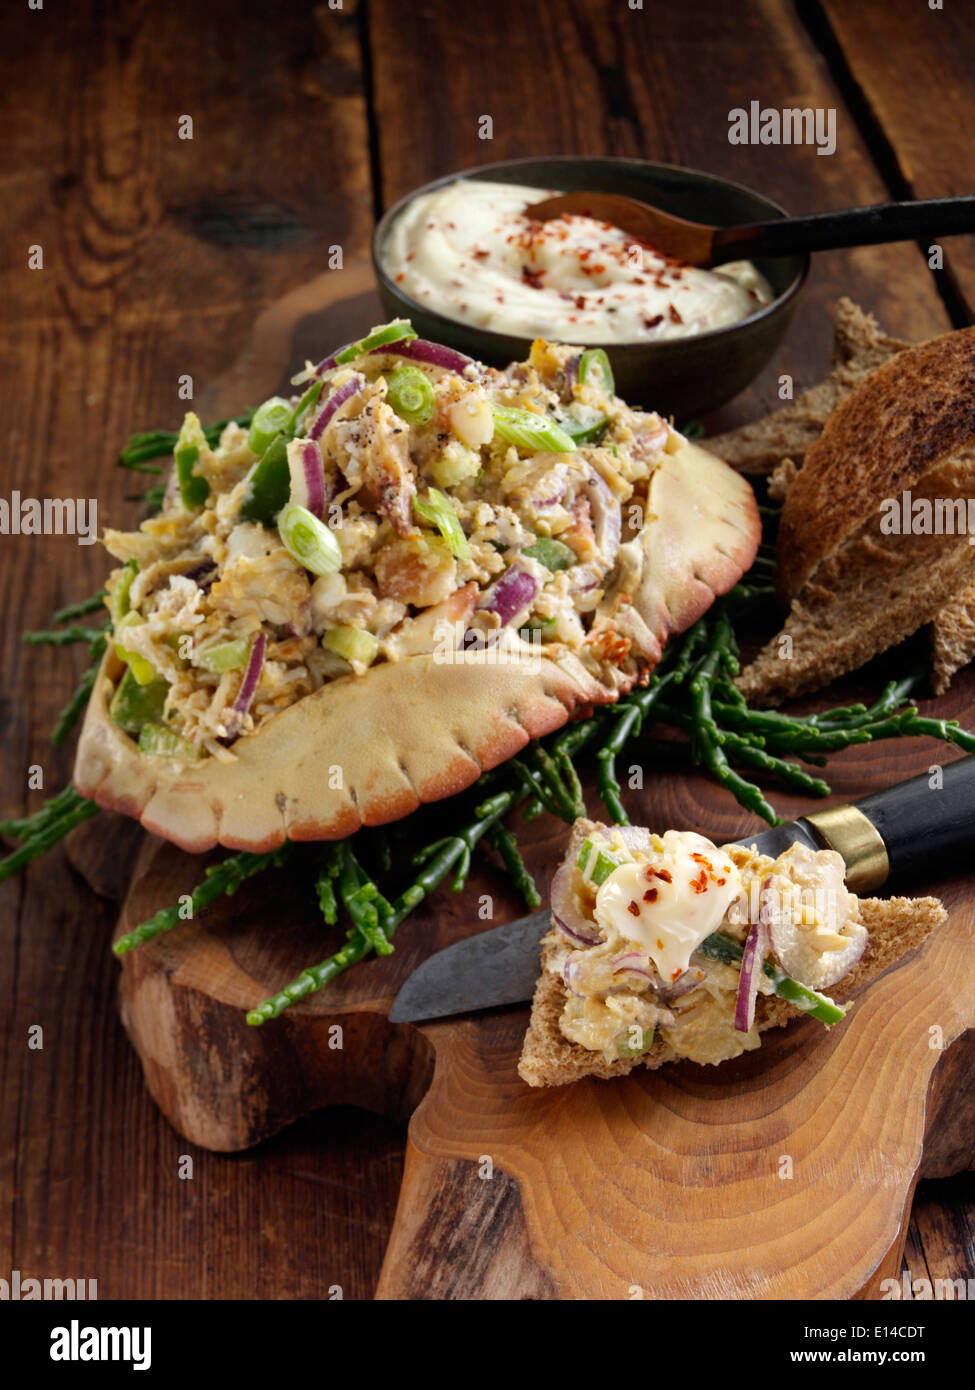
818,0 -> 975,319
367,0 -> 950,432
0,0 -> 381,1301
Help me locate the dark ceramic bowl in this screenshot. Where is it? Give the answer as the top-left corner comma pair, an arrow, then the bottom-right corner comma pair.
372,156 -> 808,420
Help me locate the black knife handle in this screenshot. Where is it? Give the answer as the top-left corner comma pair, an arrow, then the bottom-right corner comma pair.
853,755 -> 975,884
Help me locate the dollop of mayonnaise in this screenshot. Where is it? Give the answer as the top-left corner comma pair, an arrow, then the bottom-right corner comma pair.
383,180 -> 774,344
594,831 -> 741,983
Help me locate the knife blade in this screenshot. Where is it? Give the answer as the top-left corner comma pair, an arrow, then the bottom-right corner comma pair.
388,756 -> 975,1024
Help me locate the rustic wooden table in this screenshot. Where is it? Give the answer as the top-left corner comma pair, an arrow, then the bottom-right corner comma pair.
2,0 -> 973,1299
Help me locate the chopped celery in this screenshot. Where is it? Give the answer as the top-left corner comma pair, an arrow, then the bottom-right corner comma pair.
137,723 -> 201,761
322,625 -> 379,669
578,348 -> 615,395
523,537 -> 575,571
110,669 -> 169,735
412,488 -> 471,560
386,365 -> 435,425
278,503 -> 342,576
196,638 -> 249,673
113,612 -> 156,686
492,406 -> 577,453
175,413 -> 211,510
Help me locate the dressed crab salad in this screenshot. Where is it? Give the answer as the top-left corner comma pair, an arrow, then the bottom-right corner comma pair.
98,320 -> 733,763
534,818 -> 868,1069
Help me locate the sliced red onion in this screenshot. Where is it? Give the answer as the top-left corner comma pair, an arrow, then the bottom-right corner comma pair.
610,826 -> 654,855
478,565 -> 537,627
234,633 -> 266,717
287,439 -> 328,518
562,353 -> 581,401
369,337 -> 475,375
613,952 -> 657,983
734,875 -> 772,1033
563,957 -> 584,997
551,860 -> 601,945
553,913 -> 600,948
657,968 -> 706,1003
310,373 -> 365,440
182,558 -> 216,590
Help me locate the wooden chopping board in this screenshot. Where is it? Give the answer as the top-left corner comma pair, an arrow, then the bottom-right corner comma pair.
78,262 -> 975,1300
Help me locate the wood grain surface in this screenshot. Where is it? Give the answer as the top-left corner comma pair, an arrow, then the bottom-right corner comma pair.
1,0 -> 973,1298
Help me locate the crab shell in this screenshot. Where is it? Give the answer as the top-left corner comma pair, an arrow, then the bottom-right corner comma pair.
74,442 -> 759,852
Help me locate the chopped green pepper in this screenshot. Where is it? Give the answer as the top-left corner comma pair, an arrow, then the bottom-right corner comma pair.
137,722 -> 201,761
560,414 -> 610,446
113,611 -> 156,686
616,1027 -> 655,1059
238,381 -> 324,525
523,536 -> 576,571
110,559 -> 139,622
110,669 -> 169,735
196,638 -> 250,673
577,836 -> 625,886
174,413 -> 211,510
696,932 -> 847,1026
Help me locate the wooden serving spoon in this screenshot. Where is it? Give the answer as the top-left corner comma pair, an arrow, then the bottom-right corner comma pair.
526,190 -> 975,268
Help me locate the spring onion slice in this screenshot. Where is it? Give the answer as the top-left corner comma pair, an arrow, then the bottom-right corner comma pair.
277,503 -> 342,576
334,320 -> 417,366
413,488 -> 471,560
492,406 -> 577,453
386,365 -> 435,425
247,396 -> 291,456
578,348 -> 615,395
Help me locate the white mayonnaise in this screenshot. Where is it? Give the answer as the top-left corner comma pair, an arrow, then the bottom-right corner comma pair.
383,180 -> 773,344
594,830 -> 741,982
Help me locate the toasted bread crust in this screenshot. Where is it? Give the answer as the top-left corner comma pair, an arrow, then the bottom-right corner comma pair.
704,298 -> 910,476
737,451 -> 975,705
776,326 -> 975,603
931,579 -> 975,695
518,895 -> 947,1087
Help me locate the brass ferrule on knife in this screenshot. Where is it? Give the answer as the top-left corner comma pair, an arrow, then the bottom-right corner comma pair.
804,805 -> 890,892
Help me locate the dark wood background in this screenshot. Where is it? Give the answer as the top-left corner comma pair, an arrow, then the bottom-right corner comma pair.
2,0 -> 973,1298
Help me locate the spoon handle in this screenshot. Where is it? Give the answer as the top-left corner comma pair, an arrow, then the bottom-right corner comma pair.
712,195 -> 975,264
